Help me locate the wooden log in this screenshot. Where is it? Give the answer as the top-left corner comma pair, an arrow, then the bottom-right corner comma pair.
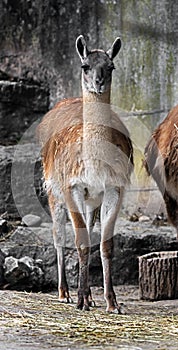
139,251 -> 178,301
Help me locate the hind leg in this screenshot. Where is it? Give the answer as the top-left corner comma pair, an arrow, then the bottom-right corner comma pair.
164,191 -> 178,238
48,192 -> 72,303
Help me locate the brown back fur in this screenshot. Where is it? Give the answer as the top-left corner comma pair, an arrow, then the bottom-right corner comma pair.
38,97 -> 133,190
144,105 -> 178,230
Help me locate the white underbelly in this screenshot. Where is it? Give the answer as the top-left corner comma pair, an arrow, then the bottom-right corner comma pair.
46,155 -> 131,203
70,159 -> 130,195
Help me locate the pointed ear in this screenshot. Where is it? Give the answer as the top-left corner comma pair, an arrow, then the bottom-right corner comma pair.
76,35 -> 89,61
107,37 -> 121,60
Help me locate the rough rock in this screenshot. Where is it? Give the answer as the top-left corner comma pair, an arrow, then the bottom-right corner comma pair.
3,256 -> 44,291
1,0 -> 178,117
0,78 -> 49,144
22,214 -> 42,227
0,225 -> 57,289
0,144 -> 49,219
0,250 -> 5,286
138,215 -> 150,222
0,219 -> 8,235
0,219 -> 177,292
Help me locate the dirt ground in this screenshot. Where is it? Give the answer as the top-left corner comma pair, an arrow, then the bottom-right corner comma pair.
0,285 -> 178,350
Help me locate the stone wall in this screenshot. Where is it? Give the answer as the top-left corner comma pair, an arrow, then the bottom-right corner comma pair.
0,75 -> 49,143
0,144 -> 48,218
0,0 -> 177,289
0,220 -> 177,291
1,0 -> 178,116
1,0 -> 178,189
1,0 -> 177,212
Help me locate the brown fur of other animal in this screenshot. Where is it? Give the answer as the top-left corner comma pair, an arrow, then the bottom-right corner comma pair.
144,105 -> 178,235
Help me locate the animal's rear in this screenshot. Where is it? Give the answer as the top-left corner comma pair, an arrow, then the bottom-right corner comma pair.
144,105 -> 178,232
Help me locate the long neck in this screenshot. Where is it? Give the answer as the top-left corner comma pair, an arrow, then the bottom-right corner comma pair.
83,90 -> 111,104
83,90 -> 112,136
82,90 -> 112,164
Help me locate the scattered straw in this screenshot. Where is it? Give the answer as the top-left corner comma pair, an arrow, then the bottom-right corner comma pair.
0,289 -> 178,348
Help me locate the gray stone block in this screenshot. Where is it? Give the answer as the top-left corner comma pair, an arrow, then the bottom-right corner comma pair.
0,79 -> 49,143
0,144 -> 49,219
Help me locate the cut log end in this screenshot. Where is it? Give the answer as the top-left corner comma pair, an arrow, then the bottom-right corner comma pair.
139,251 -> 178,301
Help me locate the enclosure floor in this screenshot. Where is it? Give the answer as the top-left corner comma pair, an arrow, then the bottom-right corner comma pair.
0,286 -> 178,350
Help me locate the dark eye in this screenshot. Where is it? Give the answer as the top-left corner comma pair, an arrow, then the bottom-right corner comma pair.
81,64 -> 90,74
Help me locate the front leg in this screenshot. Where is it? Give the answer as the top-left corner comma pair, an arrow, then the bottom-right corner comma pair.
100,187 -> 124,313
66,187 -> 91,311
70,214 -> 91,311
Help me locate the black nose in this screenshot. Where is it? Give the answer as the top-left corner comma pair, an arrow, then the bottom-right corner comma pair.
95,77 -> 104,86
95,66 -> 104,86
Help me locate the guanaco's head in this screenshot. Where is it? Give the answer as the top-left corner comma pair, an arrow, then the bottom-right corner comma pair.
76,35 -> 121,95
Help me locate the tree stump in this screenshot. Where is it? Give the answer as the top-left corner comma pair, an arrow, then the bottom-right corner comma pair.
139,251 -> 178,301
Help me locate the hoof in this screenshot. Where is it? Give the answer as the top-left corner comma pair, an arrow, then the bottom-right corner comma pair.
118,303 -> 126,314
67,296 -> 74,304
76,302 -> 83,310
76,303 -> 90,311
107,303 -> 126,314
89,300 -> 96,307
59,296 -> 73,304
83,304 -> 90,311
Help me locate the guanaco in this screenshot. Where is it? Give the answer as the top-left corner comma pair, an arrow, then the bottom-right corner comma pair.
144,106 -> 178,236
38,35 -> 133,312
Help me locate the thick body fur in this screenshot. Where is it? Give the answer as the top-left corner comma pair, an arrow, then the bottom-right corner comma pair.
39,97 -> 133,199
38,36 -> 133,312
144,105 -> 178,234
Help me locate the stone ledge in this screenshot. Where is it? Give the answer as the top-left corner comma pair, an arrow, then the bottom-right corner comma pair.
0,219 -> 176,291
